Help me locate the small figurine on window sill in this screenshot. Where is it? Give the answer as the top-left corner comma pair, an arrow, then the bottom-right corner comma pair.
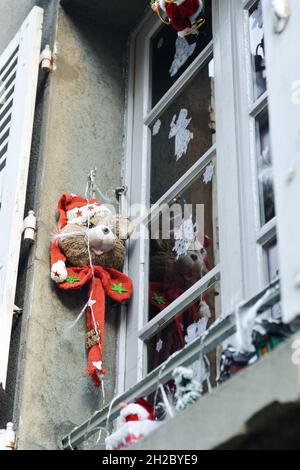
151,0 -> 205,38
105,399 -> 160,450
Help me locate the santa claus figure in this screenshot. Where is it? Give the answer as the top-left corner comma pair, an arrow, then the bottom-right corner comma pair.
152,0 -> 204,37
105,399 -> 160,450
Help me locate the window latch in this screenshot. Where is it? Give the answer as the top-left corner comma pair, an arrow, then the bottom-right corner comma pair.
273,0 -> 290,34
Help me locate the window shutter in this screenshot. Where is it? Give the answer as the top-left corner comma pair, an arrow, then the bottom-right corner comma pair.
0,7 -> 43,388
262,0 -> 300,323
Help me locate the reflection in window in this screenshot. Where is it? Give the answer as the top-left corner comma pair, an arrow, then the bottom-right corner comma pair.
147,281 -> 220,374
148,163 -> 218,322
249,0 -> 267,101
151,0 -> 212,106
256,112 -> 275,225
151,59 -> 215,202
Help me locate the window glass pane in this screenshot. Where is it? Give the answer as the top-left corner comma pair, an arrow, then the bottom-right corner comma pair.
256,112 -> 275,225
151,59 -> 215,203
265,239 -> 281,319
147,281 -> 220,372
151,0 -> 212,107
266,239 -> 279,282
149,162 -> 218,321
249,0 -> 267,101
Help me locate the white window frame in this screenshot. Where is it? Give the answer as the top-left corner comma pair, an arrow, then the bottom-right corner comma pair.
119,0 -> 288,392
121,0 -> 249,391
0,6 -> 43,389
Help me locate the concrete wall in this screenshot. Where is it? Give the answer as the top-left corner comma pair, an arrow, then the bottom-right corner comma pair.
0,2 -> 128,448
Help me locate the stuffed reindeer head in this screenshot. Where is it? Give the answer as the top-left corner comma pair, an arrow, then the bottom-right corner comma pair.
50,193 -> 133,284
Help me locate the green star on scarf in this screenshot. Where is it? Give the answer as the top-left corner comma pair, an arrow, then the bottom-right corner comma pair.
152,293 -> 165,305
111,282 -> 128,295
66,275 -> 80,285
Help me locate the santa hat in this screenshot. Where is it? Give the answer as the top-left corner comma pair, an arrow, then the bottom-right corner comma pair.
120,399 -> 155,423
50,193 -> 112,283
56,193 -> 112,230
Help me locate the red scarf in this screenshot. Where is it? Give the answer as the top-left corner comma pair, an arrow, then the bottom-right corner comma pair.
57,265 -> 132,386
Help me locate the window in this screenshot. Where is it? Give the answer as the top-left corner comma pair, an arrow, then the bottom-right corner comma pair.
122,0 -> 286,392
0,7 -> 43,388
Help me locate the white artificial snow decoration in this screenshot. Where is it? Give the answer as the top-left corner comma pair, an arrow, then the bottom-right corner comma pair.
203,162 -> 215,184
153,119 -> 162,136
185,317 -> 209,384
157,37 -> 164,49
172,215 -> 197,259
252,1 -> 263,29
169,37 -> 196,77
156,339 -> 163,353
235,287 -> 277,353
173,367 -> 202,412
259,146 -> 273,185
169,108 -> 194,161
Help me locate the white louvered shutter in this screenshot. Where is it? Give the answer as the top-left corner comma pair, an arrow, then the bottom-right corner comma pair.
0,7 -> 43,388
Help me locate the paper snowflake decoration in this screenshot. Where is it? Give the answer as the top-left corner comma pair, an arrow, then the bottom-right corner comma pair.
203,162 -> 215,184
156,339 -> 163,353
169,109 -> 194,161
173,215 -> 197,259
169,37 -> 196,77
153,119 -> 162,136
157,37 -> 164,49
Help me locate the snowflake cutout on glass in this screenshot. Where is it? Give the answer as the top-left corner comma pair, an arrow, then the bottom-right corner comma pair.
152,119 -> 162,136
156,339 -> 163,353
203,162 -> 215,184
157,37 -> 164,49
173,215 -> 197,259
169,37 -> 197,77
169,109 -> 194,161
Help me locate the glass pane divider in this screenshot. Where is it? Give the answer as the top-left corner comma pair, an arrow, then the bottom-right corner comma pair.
256,216 -> 277,246
139,265 -> 221,342
144,40 -> 214,127
62,278 -> 281,450
249,89 -> 268,118
136,143 -> 217,228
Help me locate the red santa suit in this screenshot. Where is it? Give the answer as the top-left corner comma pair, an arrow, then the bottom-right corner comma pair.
159,0 -> 204,37
105,399 -> 160,450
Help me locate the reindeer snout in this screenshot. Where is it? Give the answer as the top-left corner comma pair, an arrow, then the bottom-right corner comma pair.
85,224 -> 116,255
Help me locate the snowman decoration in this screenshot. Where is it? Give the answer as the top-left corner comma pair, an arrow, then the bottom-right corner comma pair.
152,0 -> 204,38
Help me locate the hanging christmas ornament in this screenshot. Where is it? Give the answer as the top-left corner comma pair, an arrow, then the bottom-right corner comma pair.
105,399 -> 160,450
151,0 -> 206,38
50,193 -> 133,387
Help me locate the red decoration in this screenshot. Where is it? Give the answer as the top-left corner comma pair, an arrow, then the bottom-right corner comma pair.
50,193 -> 133,386
56,266 -> 132,387
165,0 -> 202,34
